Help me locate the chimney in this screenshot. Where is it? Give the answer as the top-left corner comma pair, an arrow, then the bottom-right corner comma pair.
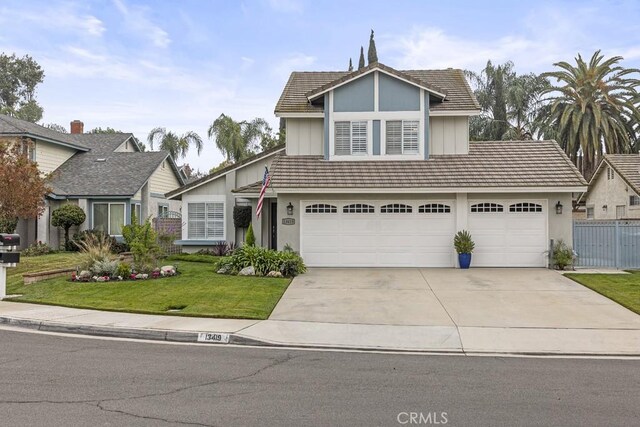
70,120 -> 84,134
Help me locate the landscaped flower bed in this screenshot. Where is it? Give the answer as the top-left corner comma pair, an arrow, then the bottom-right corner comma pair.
71,265 -> 178,282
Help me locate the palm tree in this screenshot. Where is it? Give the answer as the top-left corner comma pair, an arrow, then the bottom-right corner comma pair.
540,50 -> 640,177
146,127 -> 203,160
503,73 -> 550,140
207,114 -> 273,163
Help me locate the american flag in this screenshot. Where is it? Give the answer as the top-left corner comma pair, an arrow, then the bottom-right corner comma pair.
256,166 -> 270,218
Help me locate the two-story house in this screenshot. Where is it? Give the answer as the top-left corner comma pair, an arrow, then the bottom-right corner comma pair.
0,115 -> 184,249
167,62 -> 587,268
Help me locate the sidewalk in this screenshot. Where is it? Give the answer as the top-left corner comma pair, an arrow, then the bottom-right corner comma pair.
1,301 -> 640,356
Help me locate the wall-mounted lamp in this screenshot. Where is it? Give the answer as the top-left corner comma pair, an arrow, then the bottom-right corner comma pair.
286,202 -> 294,216
602,204 -> 608,212
555,201 -> 563,215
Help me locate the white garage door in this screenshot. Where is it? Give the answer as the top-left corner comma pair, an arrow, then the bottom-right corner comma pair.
301,201 -> 456,267
468,200 -> 548,267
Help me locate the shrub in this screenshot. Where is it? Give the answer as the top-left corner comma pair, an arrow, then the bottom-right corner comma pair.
454,230 -> 475,254
116,262 -> 132,277
71,230 -> 127,253
245,223 -> 256,247
217,245 -> 306,277
22,241 -> 57,256
0,215 -> 18,234
74,231 -> 116,271
211,241 -> 230,256
122,218 -> 161,273
90,259 -> 119,277
233,205 -> 252,229
51,204 -> 86,250
552,239 -> 574,270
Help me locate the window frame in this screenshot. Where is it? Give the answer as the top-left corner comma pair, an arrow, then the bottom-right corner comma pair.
470,203 -> 504,213
92,202 -> 126,236
509,202 -> 543,213
380,203 -> 413,214
630,195 -> 640,207
334,121 -> 368,156
385,120 -> 419,155
131,203 -> 142,224
586,206 -> 595,219
342,203 -> 375,214
158,204 -> 169,218
187,202 -> 225,240
305,204 -> 337,214
419,203 -> 451,214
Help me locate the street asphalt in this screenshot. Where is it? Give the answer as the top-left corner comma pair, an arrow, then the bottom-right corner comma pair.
0,328 -> 638,426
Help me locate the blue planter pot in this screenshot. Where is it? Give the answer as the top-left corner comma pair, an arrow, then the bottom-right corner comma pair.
458,253 -> 472,269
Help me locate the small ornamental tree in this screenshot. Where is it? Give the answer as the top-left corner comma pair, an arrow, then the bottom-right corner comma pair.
245,223 -> 256,247
358,46 -> 365,70
367,29 -> 378,64
51,204 -> 86,250
233,205 -> 252,229
0,138 -> 51,233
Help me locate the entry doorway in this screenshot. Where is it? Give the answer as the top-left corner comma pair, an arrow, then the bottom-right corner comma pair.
270,202 -> 278,250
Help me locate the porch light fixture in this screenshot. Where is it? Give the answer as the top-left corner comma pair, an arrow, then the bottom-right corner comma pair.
555,201 -> 563,215
286,202 -> 294,216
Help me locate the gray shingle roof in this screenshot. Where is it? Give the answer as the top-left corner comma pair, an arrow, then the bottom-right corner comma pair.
270,140 -> 587,189
50,151 -> 170,197
0,114 -> 89,150
68,133 -> 135,155
275,66 -> 480,114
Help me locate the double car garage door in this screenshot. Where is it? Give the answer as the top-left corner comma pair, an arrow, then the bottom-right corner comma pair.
301,200 -> 547,268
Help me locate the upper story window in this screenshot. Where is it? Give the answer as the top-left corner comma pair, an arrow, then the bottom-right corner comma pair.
386,120 -> 419,155
630,195 -> 640,206
335,121 -> 367,155
607,167 -> 615,180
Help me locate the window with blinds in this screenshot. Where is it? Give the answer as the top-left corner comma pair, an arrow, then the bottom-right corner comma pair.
386,120 -> 418,154
188,202 -> 224,239
335,121 -> 367,155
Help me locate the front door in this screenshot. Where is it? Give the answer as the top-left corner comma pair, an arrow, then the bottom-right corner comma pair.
270,202 -> 278,250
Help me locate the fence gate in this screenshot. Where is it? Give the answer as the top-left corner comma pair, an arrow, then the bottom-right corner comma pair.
573,220 -> 640,268
154,211 -> 182,256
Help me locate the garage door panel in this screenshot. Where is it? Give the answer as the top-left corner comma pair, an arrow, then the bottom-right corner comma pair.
469,200 -> 547,267
301,200 -> 456,267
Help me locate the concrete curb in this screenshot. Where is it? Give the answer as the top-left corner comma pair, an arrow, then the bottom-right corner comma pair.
2,315 -> 640,357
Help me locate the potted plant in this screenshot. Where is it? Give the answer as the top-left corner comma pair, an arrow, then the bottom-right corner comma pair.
454,230 -> 475,269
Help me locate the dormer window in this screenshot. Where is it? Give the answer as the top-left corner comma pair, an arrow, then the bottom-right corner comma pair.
335,121 -> 367,155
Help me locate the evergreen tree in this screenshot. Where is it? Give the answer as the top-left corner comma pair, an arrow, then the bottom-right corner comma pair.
367,30 -> 378,64
358,47 -> 365,70
348,58 -> 353,72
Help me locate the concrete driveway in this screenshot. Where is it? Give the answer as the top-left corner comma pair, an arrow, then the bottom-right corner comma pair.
261,268 -> 640,353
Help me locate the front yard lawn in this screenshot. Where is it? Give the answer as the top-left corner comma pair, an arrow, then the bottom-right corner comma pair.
6,254 -> 291,319
565,271 -> 640,315
6,252 -> 82,288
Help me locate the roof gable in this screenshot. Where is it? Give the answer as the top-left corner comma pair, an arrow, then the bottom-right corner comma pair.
580,154 -> 640,202
306,62 -> 447,101
0,114 -> 89,151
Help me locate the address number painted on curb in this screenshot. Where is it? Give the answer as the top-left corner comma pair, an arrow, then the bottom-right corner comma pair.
197,332 -> 230,343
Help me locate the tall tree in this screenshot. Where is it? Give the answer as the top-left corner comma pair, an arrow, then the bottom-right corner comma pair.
0,138 -> 51,233
147,127 -> 203,160
358,46 -> 365,70
540,50 -> 640,177
367,30 -> 378,64
208,114 -> 277,163
348,58 -> 353,72
504,73 -> 550,140
88,127 -> 122,134
0,54 -> 45,122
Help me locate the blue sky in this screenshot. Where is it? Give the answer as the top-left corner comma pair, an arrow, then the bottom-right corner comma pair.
1,0 -> 639,172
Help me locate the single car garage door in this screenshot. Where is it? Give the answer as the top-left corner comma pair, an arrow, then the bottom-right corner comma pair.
468,200 -> 548,267
301,200 -> 456,267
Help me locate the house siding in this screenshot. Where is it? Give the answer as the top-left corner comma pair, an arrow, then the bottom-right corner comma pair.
114,140 -> 137,152
149,160 -> 181,195
35,140 -> 77,174
429,116 -> 469,155
585,165 -> 640,219
333,73 -> 375,112
285,118 -> 323,155
379,72 -> 420,111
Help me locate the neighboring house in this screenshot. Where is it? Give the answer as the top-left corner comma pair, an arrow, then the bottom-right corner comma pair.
578,154 -> 640,220
0,115 -> 184,249
167,62 -> 587,268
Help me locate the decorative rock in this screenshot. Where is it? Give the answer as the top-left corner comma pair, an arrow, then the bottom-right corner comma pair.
135,273 -> 145,280
79,270 -> 91,279
161,265 -> 176,276
266,271 -> 283,278
216,264 -> 231,275
238,266 -> 255,276
96,276 -> 106,282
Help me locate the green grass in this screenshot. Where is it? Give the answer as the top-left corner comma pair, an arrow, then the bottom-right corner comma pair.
565,271 -> 640,315
6,254 -> 291,319
6,252 -> 83,288
165,253 -> 221,264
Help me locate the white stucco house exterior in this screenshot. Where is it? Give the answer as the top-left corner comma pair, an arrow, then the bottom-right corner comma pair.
578,154 -> 640,220
167,62 -> 587,268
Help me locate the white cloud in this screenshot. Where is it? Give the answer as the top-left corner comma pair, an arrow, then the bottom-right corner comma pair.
112,0 -> 170,48
271,53 -> 316,80
0,4 -> 105,38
